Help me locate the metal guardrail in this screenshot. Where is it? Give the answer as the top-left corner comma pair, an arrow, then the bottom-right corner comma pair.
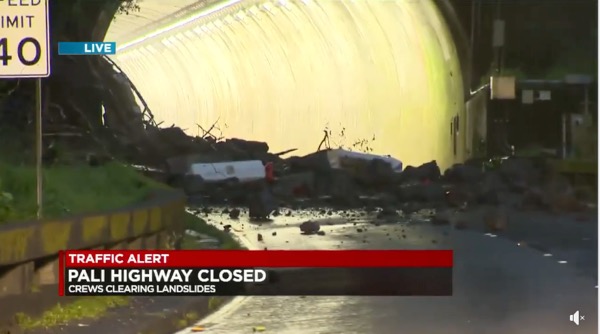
0,190 -> 186,301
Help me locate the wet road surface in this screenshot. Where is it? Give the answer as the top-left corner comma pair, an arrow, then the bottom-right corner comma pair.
179,207 -> 598,334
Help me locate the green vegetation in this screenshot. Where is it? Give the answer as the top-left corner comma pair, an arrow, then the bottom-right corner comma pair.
182,213 -> 242,250
0,161 -> 167,224
173,311 -> 200,330
208,297 -> 225,311
15,296 -> 129,329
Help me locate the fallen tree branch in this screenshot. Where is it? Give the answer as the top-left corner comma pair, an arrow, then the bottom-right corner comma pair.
274,148 -> 297,156
102,55 -> 157,127
317,130 -> 330,151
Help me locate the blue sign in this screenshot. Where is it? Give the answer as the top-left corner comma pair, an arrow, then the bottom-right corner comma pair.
58,42 -> 116,55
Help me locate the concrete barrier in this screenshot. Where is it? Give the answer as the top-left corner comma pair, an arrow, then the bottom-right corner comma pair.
0,190 -> 185,323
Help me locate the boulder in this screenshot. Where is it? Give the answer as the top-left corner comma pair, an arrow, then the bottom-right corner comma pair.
541,174 -> 583,213
520,187 -> 545,210
432,209 -> 453,225
483,207 -> 508,232
248,187 -> 277,219
397,183 -> 445,203
399,160 -> 441,183
498,158 -> 540,189
443,163 -> 483,183
300,221 -> 321,234
229,208 -> 241,219
445,186 -> 473,207
476,171 -> 508,205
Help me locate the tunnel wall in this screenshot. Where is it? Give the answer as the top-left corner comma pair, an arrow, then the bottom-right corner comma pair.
112,0 -> 470,171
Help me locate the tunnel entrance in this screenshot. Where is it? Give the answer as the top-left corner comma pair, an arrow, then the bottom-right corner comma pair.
105,0 -> 474,171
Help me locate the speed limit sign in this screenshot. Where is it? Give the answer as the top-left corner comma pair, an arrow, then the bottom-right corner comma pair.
0,0 -> 50,78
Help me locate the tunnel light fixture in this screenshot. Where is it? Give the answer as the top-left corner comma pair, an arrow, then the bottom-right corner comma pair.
161,38 -> 171,47
175,34 -> 187,44
261,2 -> 273,12
207,22 -> 217,31
247,6 -> 260,17
223,15 -> 235,25
277,0 -> 292,9
193,26 -> 203,35
234,11 -> 246,21
184,30 -> 195,39
168,36 -> 179,43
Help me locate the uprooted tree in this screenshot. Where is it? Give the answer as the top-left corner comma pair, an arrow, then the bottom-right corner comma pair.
0,0 -> 212,167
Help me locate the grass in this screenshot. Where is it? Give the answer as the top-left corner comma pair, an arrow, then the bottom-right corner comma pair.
182,212 -> 242,250
0,161 -> 168,223
15,296 -> 130,329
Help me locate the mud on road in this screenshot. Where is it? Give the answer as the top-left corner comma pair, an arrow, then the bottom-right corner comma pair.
178,205 -> 598,334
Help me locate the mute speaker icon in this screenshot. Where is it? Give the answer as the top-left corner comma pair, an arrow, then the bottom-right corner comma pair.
570,311 -> 581,325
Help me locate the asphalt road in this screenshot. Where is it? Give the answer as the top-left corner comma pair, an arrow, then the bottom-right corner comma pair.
178,206 -> 598,334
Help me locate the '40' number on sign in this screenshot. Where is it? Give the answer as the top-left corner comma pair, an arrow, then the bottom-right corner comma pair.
0,37 -> 42,66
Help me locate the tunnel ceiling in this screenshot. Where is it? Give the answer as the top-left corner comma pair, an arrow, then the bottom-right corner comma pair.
106,0 -> 212,46
106,0 -> 468,170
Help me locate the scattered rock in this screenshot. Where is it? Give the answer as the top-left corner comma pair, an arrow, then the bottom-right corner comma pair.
498,158 -> 540,189
520,187 -> 545,210
248,187 -> 277,219
453,219 -> 469,230
229,208 -> 241,219
549,194 -> 584,214
272,231 -> 277,236
223,224 -> 232,232
300,221 -> 320,234
483,207 -> 508,232
257,233 -> 263,242
444,163 -> 483,183
399,160 -> 441,182
317,231 -> 326,236
432,209 -> 453,225
397,183 -> 445,203
446,186 -> 473,207
399,202 -> 421,214
376,207 -> 398,219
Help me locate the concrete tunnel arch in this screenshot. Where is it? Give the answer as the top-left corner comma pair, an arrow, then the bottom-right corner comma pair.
105,0 -> 469,171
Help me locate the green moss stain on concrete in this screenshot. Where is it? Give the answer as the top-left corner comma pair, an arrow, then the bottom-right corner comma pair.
82,215 -> 108,243
132,210 -> 148,235
0,227 -> 34,263
149,208 -> 162,232
41,221 -> 72,254
110,213 -> 130,241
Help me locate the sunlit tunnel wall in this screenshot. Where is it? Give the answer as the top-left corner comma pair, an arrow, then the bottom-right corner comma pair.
111,0 -> 464,170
